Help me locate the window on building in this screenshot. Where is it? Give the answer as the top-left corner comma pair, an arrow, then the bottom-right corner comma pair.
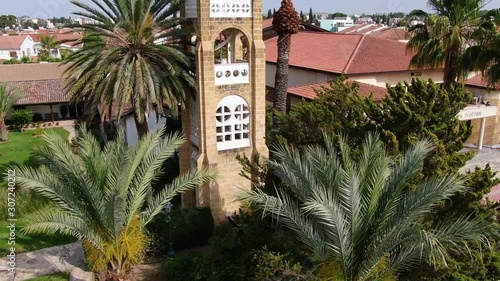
9,51 -> 16,58
216,95 -> 250,151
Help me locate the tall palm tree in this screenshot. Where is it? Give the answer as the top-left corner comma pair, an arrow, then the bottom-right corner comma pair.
463,9 -> 500,86
407,0 -> 485,88
16,127 -> 216,280
39,35 -> 59,58
63,0 -> 195,138
272,0 -> 300,113
239,133 -> 494,281
0,83 -> 21,142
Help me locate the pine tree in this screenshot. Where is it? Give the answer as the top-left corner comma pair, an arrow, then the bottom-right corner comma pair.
267,9 -> 272,19
308,7 -> 313,24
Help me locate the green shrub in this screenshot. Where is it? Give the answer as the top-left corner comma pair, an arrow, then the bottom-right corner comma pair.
11,110 -> 34,129
34,122 -> 44,136
160,212 -> 314,281
32,113 -> 43,123
2,58 -> 19,64
162,251 -> 208,281
20,56 -> 30,63
0,186 -> 52,220
252,247 -> 312,281
146,207 -> 214,256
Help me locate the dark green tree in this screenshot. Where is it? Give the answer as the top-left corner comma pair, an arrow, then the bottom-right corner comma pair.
267,9 -> 272,19
309,8 -> 313,23
328,12 -> 348,19
271,78 -> 473,178
300,10 -> 304,21
0,15 -> 17,29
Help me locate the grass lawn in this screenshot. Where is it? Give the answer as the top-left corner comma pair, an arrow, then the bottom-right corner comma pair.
25,272 -> 69,281
0,128 -> 70,176
0,216 -> 76,256
0,128 -> 75,256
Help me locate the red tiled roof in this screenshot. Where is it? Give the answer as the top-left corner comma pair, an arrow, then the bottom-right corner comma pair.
8,79 -> 69,105
263,18 -> 273,29
24,32 -> 84,48
0,35 -> 31,50
265,31 -> 418,75
466,73 -> 500,90
339,24 -> 385,34
0,63 -> 67,82
369,28 -> 409,40
287,80 -> 387,101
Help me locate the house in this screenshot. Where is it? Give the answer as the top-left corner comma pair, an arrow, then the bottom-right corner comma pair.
265,31 -> 444,89
0,35 -> 36,61
0,62 -> 164,146
0,63 -> 81,121
262,18 -> 329,40
264,30 -> 498,148
464,74 -> 500,148
319,17 -> 355,32
26,31 -> 84,59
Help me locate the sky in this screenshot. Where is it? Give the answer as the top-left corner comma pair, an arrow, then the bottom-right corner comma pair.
0,0 -> 499,18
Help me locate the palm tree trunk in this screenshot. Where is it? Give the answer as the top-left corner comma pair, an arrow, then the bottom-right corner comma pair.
443,45 -> 460,88
133,114 -> 149,139
0,120 -> 8,142
273,33 -> 292,113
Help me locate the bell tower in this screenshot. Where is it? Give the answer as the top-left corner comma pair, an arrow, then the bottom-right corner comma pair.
180,0 -> 268,222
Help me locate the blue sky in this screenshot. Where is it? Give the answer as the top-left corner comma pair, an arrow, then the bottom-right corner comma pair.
0,0 -> 499,18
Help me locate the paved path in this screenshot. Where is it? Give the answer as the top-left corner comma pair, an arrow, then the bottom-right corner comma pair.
460,147 -> 500,176
0,242 -> 86,281
58,120 -> 77,142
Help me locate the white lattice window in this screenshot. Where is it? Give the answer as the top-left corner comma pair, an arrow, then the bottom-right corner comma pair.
216,95 -> 250,151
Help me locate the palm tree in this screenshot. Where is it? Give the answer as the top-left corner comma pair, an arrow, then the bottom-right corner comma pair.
0,83 -> 21,142
16,126 -> 216,280
407,0 -> 486,88
239,133 -> 494,281
63,0 -> 195,138
463,9 -> 500,86
39,35 -> 59,58
272,0 -> 300,113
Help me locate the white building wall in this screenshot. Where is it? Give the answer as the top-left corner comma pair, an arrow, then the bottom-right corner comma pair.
123,111 -> 168,147
266,64 -> 338,87
350,69 -> 444,87
0,50 -> 16,60
19,36 -> 35,57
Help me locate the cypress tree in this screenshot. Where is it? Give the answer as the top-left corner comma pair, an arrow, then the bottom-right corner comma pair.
308,7 -> 313,23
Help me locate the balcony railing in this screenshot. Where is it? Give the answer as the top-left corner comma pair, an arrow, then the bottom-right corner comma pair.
185,0 -> 252,18
210,0 -> 252,18
214,63 -> 249,86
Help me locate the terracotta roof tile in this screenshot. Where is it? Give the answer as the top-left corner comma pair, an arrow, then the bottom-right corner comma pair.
0,63 -> 67,82
266,31 -> 362,73
345,35 -> 416,74
265,31 -> 418,75
466,73 -> 500,90
369,28 -> 409,40
263,18 -> 273,29
7,79 -> 69,105
287,80 -> 387,101
0,35 -> 31,50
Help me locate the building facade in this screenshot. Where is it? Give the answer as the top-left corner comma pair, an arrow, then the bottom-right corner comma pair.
179,0 -> 268,222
